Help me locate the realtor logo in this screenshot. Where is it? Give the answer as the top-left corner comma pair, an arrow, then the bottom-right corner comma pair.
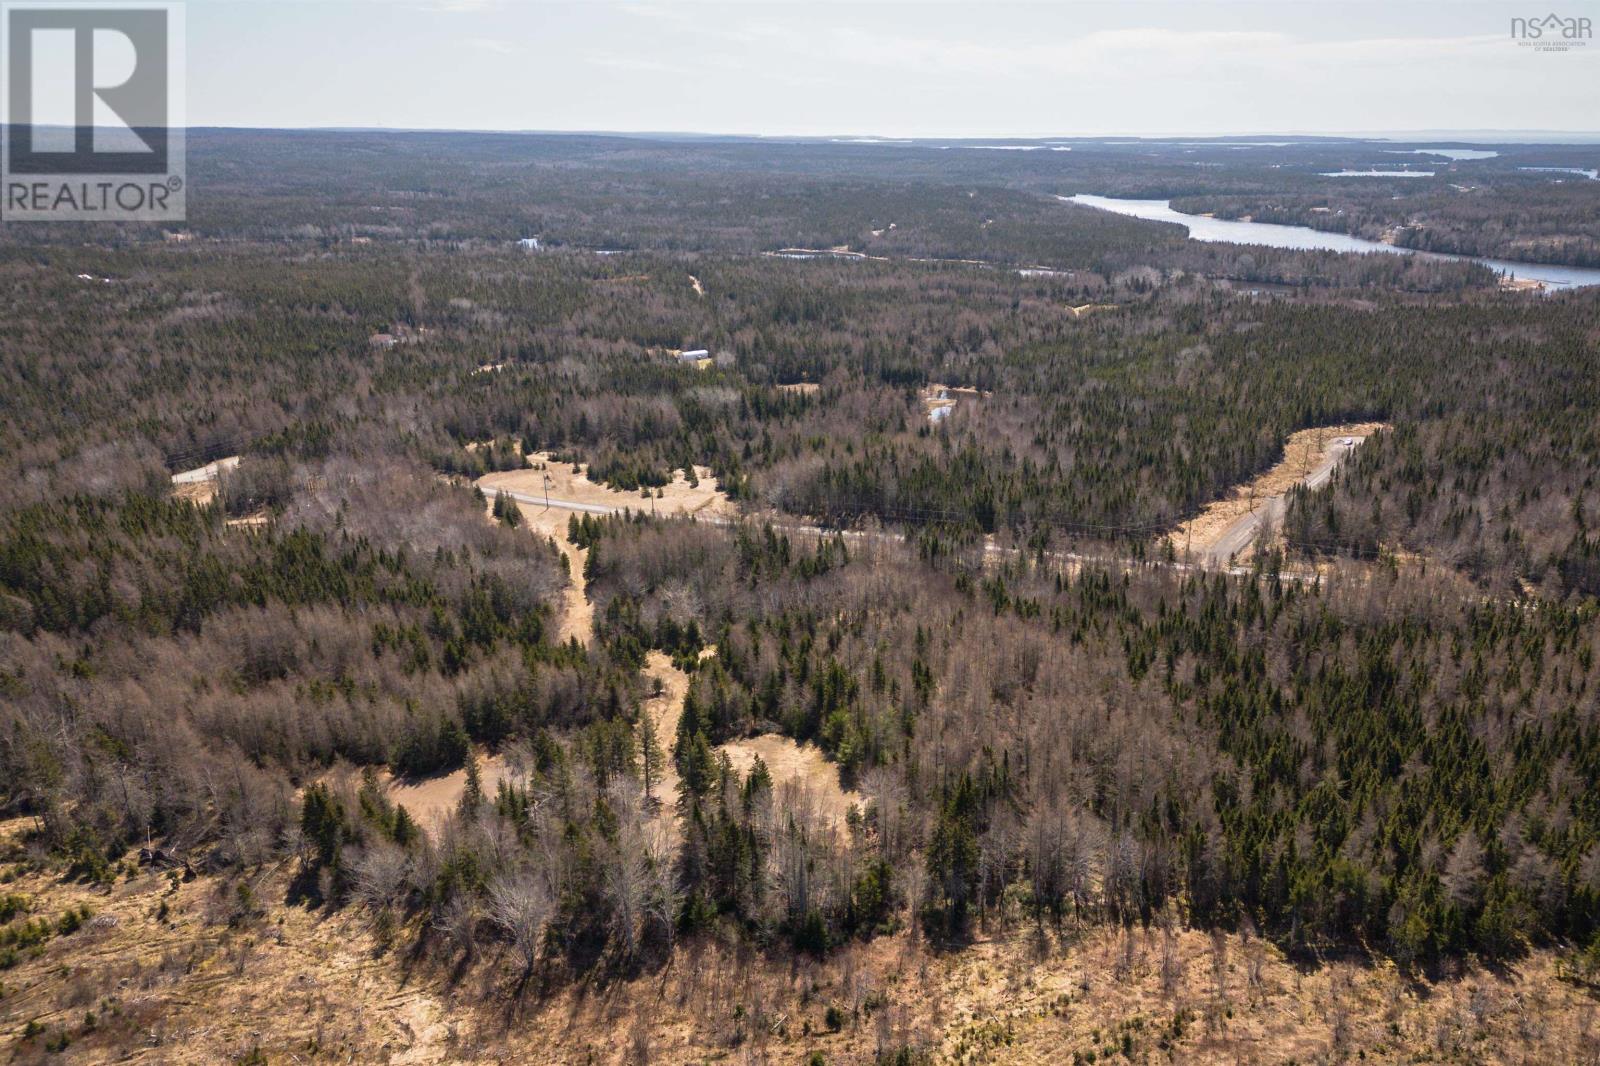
2,2 -> 185,221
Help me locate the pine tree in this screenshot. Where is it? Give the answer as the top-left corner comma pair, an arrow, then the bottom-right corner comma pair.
299,783 -> 347,876
391,804 -> 419,848
494,491 -> 520,528
925,775 -> 980,938
461,753 -> 484,818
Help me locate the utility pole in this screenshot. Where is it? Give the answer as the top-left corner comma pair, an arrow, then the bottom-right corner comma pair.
543,472 -> 551,511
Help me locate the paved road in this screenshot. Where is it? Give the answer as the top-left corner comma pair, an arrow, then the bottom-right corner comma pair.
489,489 -> 626,517
171,455 -> 241,485
1201,437 -> 1360,566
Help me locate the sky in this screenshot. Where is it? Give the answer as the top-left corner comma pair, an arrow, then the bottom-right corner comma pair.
184,1 -> 1598,137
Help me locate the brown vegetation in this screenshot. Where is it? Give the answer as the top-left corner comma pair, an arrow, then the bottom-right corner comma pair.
3,835 -> 1595,1065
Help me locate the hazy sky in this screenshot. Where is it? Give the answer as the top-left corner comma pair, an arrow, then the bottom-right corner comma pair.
187,1 -> 1597,136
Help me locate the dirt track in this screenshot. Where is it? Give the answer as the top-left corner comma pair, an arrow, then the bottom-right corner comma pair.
479,455 -> 856,831
1171,423 -> 1388,564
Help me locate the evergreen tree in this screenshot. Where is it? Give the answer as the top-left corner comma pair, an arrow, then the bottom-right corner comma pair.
461,753 -> 484,818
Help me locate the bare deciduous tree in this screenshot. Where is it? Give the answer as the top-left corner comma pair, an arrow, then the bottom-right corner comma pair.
434,894 -> 480,962
351,842 -> 411,911
604,823 -> 654,961
487,871 -> 555,977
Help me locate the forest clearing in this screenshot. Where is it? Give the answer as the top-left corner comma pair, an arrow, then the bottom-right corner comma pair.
478,453 -> 732,520
168,457 -> 241,506
1168,423 -> 1389,564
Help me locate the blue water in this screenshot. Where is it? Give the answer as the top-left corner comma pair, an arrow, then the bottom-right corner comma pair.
1065,195 -> 1600,289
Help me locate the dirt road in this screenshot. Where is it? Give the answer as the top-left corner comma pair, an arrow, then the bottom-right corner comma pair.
1180,424 -> 1386,566
480,456 -> 858,827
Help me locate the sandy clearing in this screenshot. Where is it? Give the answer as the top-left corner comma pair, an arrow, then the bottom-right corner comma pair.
720,734 -> 862,830
1171,422 -> 1389,564
644,647 -> 858,833
319,754 -> 516,836
171,481 -> 217,506
1500,275 -> 1546,292
642,651 -> 686,816
922,382 -> 988,424
382,755 -> 512,833
170,456 -> 240,506
464,437 -> 522,455
479,452 -> 734,520
502,495 -> 592,646
777,382 -> 820,395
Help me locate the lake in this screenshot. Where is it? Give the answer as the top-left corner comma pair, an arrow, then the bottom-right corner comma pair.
1321,170 -> 1435,178
1065,195 -> 1600,289
1389,149 -> 1500,161
1519,166 -> 1599,181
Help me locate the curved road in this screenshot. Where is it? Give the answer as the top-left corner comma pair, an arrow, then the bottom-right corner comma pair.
1200,435 -> 1362,566
481,482 -> 1325,585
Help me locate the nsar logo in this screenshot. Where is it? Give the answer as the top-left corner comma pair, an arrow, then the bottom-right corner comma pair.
1510,12 -> 1592,51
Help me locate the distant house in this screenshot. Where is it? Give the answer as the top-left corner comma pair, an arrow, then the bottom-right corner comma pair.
518,237 -> 541,251
678,349 -> 710,363
368,333 -> 398,349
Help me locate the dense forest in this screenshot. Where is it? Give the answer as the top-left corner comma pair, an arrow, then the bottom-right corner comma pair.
3,132 -> 1600,1040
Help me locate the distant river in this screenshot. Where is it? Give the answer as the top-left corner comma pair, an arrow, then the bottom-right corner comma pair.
1066,195 -> 1600,289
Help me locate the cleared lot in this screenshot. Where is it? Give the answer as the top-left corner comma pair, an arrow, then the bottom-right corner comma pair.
1170,423 -> 1388,565
479,452 -> 732,519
